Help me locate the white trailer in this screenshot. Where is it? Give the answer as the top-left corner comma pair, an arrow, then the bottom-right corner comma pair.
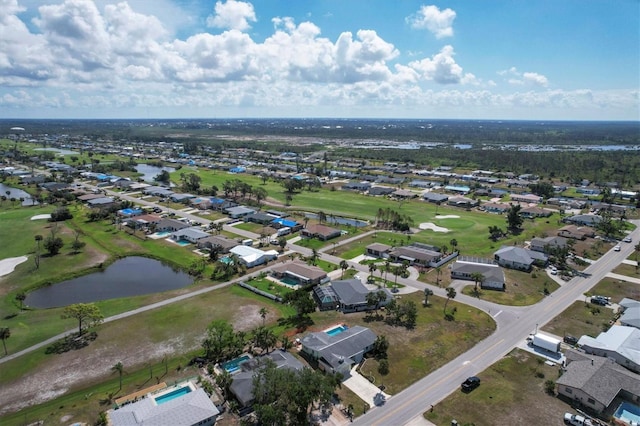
531,333 -> 561,353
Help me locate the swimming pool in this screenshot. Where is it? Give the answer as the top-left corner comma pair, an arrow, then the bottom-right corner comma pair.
280,276 -> 299,286
154,231 -> 170,237
175,239 -> 190,246
614,402 -> 640,425
154,385 -> 192,405
220,256 -> 233,265
325,325 -> 348,336
221,355 -> 250,373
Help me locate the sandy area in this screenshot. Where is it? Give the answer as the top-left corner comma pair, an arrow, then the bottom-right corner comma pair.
30,214 -> 51,220
0,256 -> 28,277
419,223 -> 450,233
434,215 -> 460,219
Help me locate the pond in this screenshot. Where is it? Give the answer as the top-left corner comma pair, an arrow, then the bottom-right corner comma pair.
0,183 -> 35,206
25,256 -> 193,308
34,147 -> 78,155
304,212 -> 368,228
135,164 -> 176,183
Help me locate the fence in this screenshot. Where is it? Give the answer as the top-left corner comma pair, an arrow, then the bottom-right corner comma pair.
238,281 -> 283,303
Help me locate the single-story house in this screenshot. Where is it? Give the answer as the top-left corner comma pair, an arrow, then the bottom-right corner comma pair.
271,261 -> 328,286
108,385 -> 219,426
40,182 -> 72,192
225,206 -> 256,219
342,181 -> 372,192
229,245 -> 278,268
156,218 -> 191,233
494,246 -> 547,271
365,243 -> 392,258
558,225 -> 595,240
423,192 -> 449,204
171,227 -> 210,243
619,298 -> 640,329
577,326 -> 640,374
529,236 -> 568,254
196,235 -> 239,253
314,279 -> 393,313
245,212 -> 277,225
444,185 -> 471,195
556,350 -> 640,414
447,196 -> 479,208
563,214 -> 602,227
520,206 -> 552,218
125,214 -> 162,230
450,261 -> 506,290
142,186 -> 174,197
169,193 -> 197,203
368,186 -> 395,196
271,217 -> 301,231
301,325 -> 377,377
112,179 -> 136,190
77,193 -> 105,202
301,224 -> 342,241
510,193 -> 542,204
482,202 -> 510,214
117,208 -> 143,217
392,189 -> 417,199
87,197 -> 116,208
389,244 -> 442,267
229,351 -> 305,407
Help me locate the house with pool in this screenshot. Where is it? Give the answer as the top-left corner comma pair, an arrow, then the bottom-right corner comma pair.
170,227 -> 210,244
313,279 -> 393,312
229,245 -> 278,268
197,235 -> 239,253
108,381 -> 220,426
156,218 -> 191,233
271,261 -> 329,287
301,325 -> 377,377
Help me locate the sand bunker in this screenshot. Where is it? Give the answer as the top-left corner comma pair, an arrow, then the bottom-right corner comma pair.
419,223 -> 450,233
0,256 -> 28,277
434,215 -> 460,219
30,214 -> 51,220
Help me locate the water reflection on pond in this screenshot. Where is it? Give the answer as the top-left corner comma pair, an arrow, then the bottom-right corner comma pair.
25,256 -> 193,308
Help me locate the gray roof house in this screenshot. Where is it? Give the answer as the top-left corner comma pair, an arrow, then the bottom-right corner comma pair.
157,218 -> 190,233
577,325 -> 640,374
563,214 -> 603,227
529,236 -> 568,254
271,261 -> 329,286
619,298 -> 640,329
494,246 -> 547,271
556,350 -> 640,414
423,192 -> 449,204
108,386 -> 219,426
365,243 -> 392,258
171,227 -> 210,243
316,279 -> 393,313
229,351 -> 305,407
196,235 -> 239,253
389,244 -> 442,267
301,325 -> 377,377
450,261 -> 505,290
225,205 -> 256,219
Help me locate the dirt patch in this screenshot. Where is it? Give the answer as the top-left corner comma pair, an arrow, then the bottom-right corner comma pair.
232,304 -> 269,331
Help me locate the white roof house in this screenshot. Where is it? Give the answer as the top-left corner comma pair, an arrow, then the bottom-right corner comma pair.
578,325 -> 640,374
109,387 -> 219,426
229,245 -> 278,268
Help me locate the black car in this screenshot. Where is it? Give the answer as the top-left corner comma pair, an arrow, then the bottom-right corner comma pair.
563,335 -> 578,345
590,297 -> 607,306
461,376 -> 481,392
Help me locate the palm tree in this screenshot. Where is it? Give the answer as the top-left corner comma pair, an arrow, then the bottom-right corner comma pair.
423,288 -> 434,306
339,260 -> 349,279
111,361 -> 124,392
435,266 -> 442,287
470,272 -> 485,294
15,292 -> 26,310
0,327 -> 10,355
317,211 -> 327,224
449,238 -> 458,253
635,243 -> 640,270
34,234 -> 43,269
444,287 -> 457,316
259,307 -> 267,326
368,263 -> 377,281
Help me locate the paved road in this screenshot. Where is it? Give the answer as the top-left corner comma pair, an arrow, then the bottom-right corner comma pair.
353,221 -> 640,426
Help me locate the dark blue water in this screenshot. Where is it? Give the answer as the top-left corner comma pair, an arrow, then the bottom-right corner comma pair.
304,212 -> 368,227
135,164 -> 175,182
25,256 -> 193,308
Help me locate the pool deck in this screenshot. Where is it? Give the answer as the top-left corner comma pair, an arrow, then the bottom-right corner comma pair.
114,382 -> 167,406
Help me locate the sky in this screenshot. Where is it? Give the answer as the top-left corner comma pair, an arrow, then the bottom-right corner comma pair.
1,0 -> 639,120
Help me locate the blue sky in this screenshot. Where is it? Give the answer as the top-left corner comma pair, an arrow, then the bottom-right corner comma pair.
1,0 -> 638,120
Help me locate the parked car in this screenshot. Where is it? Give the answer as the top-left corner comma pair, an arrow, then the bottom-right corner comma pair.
461,376 -> 481,392
614,245 -> 621,251
623,236 -> 632,243
550,266 -> 558,275
564,412 -> 594,426
590,296 -> 608,306
563,335 -> 578,345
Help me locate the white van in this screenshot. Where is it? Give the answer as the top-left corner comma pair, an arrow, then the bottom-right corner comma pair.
277,227 -> 291,237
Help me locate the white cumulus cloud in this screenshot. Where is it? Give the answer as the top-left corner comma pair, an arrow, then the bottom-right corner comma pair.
406,5 -> 456,39
206,0 -> 256,31
409,45 -> 472,84
499,67 -> 549,87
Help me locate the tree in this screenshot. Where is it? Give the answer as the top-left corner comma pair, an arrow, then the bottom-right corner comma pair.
71,231 -> 86,254
43,235 -> 64,256
529,182 -> 555,199
49,206 -> 73,222
423,288 -> 433,306
202,320 -> 243,363
0,327 -> 10,355
435,266 -> 442,287
252,186 -> 268,207
488,225 -> 505,242
61,303 -> 104,336
111,361 -> 125,391
34,234 -> 43,269
506,204 -> 523,232
635,243 -> 640,270
154,170 -> 171,184
285,290 -> 316,319
278,236 -> 287,252
215,369 -> 233,400
259,307 -> 268,327
444,287 -> 457,317
372,335 -> 389,360
15,291 -> 26,310
339,260 -> 349,279
317,210 -> 327,224
449,238 -> 458,253
368,262 -> 377,279
470,272 -> 485,294
252,326 -> 277,354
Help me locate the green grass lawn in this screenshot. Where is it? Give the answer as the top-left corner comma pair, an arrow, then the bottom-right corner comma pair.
460,269 -> 560,306
425,349 -> 569,426
612,262 -> 640,278
244,277 -> 294,298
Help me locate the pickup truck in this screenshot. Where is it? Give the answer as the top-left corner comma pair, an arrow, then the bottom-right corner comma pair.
564,412 -> 594,426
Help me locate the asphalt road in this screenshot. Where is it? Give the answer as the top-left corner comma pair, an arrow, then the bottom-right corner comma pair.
353,221 -> 640,426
